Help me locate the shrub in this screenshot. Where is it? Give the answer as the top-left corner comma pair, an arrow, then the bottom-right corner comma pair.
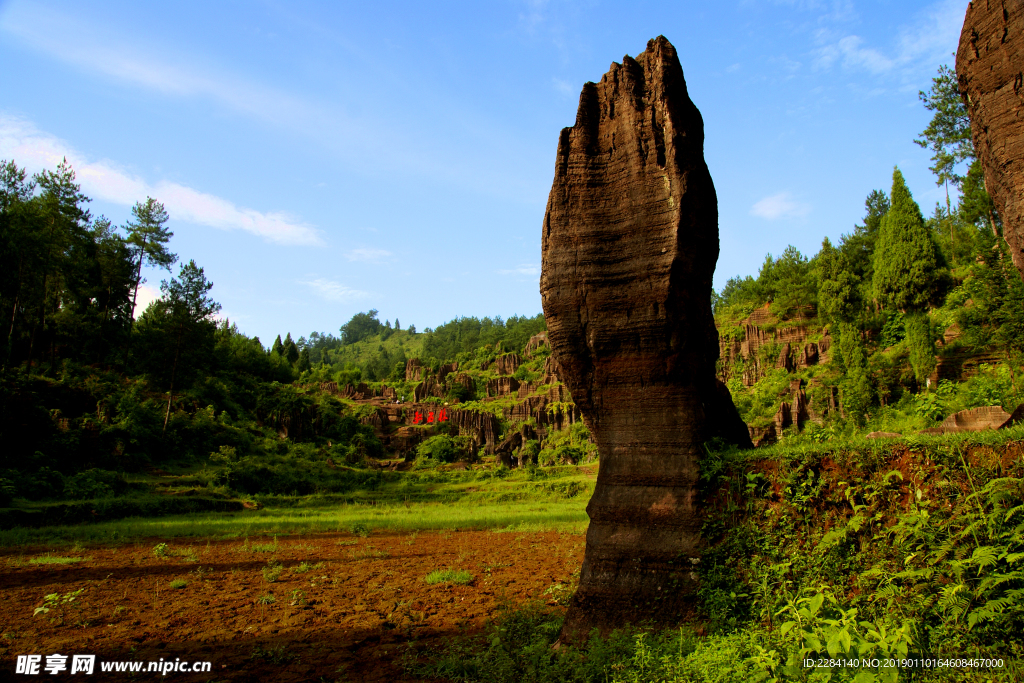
424,568 -> 473,586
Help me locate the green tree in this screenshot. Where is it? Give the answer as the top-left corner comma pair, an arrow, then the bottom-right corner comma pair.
340,309 -> 383,345
915,64 -> 974,205
872,167 -> 945,312
835,324 -> 872,425
126,198 -> 176,322
149,260 -> 221,431
768,245 -> 818,317
840,189 -> 889,295
296,347 -> 311,374
283,332 -> 299,365
271,334 -> 284,357
817,237 -> 860,325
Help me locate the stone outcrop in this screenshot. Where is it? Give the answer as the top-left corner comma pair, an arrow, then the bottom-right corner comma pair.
448,409 -> 500,453
718,304 -> 829,387
485,377 -> 520,398
405,359 -> 424,382
540,36 -> 750,640
494,353 -> 523,376
452,372 -> 475,395
413,377 -> 445,402
924,405 -> 1014,434
957,1 -> 1024,280
524,331 -> 550,356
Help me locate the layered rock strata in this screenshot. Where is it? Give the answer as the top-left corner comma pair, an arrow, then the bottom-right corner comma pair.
957,1 -> 1024,280
540,36 -> 749,639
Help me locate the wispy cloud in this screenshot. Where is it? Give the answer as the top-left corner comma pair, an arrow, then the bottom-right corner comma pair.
552,77 -> 576,97
499,264 -> 541,276
300,278 -> 370,303
0,114 -> 322,245
0,3 -> 315,129
750,192 -> 811,220
345,248 -> 392,263
812,0 -> 963,76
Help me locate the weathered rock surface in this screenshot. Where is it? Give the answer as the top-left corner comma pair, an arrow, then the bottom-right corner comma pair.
485,376 -> 520,398
494,353 -> 523,376
540,36 -> 750,639
405,359 -> 424,382
940,405 -> 1013,432
448,409 -> 500,453
718,304 -> 829,387
524,332 -> 550,356
957,1 -> 1024,280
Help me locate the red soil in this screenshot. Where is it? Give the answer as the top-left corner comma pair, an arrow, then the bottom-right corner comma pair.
0,530 -> 586,682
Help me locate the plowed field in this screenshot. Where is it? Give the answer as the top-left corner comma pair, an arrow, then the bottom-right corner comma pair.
1,530 -> 586,681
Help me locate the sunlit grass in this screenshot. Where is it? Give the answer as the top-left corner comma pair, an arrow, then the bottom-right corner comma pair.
424,568 -> 473,585
0,473 -> 593,547
28,555 -> 86,565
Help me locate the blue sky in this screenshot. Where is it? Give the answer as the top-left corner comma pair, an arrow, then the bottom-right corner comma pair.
0,0 -> 967,343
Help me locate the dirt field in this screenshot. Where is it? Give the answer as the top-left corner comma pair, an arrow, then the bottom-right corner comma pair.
0,530 -> 586,682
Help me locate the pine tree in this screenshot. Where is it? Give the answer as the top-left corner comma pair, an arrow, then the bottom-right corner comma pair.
872,167 -> 945,313
283,332 -> 299,365
817,237 -> 860,325
271,334 -> 284,357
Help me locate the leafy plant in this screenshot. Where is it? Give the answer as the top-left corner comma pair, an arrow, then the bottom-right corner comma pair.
33,589 -> 85,626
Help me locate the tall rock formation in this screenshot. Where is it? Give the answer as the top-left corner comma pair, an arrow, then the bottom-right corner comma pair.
957,1 -> 1024,280
540,36 -> 748,640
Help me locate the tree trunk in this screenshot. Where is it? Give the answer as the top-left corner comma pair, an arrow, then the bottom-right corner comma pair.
123,234 -> 149,368
162,320 -> 185,434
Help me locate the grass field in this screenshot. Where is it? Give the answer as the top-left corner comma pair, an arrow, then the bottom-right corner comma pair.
0,464 -> 595,548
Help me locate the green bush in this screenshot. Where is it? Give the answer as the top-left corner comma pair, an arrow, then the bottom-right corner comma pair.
63,469 -> 128,500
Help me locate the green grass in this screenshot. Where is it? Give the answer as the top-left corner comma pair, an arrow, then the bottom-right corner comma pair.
27,555 -> 85,565
168,579 -> 187,589
0,466 -> 594,547
424,568 -> 474,586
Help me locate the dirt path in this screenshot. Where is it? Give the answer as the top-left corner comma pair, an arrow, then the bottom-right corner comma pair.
0,530 -> 586,682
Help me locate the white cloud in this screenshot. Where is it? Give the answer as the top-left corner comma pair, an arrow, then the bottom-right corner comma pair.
132,284 -> 161,317
0,114 -> 322,245
0,3 -> 316,130
499,264 -> 541,276
345,248 -> 392,263
812,0 -> 963,76
750,192 -> 811,220
300,278 -> 370,303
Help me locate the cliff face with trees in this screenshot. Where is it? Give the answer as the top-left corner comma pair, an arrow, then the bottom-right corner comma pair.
712,64 -> 1024,446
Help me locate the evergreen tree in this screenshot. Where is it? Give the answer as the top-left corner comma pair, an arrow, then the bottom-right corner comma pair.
768,246 -> 817,317
296,347 -> 311,374
835,323 -> 872,425
840,189 -> 889,293
817,237 -> 860,325
125,198 -> 176,322
271,334 -> 284,357
872,167 -> 945,312
915,64 -> 974,200
283,332 -> 299,365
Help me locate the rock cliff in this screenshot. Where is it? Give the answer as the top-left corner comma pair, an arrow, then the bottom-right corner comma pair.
540,36 -> 749,639
957,0 -> 1024,280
